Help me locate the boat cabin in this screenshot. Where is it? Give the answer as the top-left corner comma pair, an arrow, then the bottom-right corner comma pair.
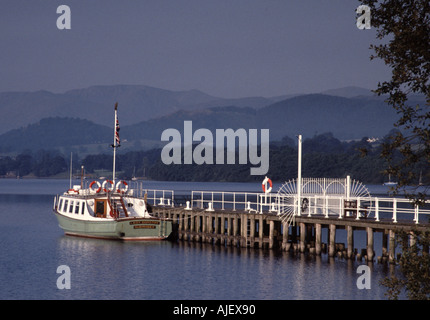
55,185 -> 149,221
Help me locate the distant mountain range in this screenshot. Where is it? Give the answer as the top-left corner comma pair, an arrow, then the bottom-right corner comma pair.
1,85 -> 422,154
320,86 -> 374,98
122,93 -> 400,142
0,85 -> 378,135
0,85 -> 275,135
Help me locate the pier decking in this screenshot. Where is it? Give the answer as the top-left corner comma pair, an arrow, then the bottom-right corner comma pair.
146,182 -> 430,263
153,206 -> 429,263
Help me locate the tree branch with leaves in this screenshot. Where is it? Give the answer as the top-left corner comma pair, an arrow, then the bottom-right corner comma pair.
360,0 -> 430,203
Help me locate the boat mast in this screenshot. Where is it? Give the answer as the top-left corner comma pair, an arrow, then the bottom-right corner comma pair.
69,152 -> 73,189
112,102 -> 120,185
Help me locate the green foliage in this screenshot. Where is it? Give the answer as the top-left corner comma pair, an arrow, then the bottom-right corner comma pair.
360,0 -> 430,201
2,132 -> 426,184
0,150 -> 67,177
0,117 -> 111,152
118,133 -> 390,183
380,230 -> 430,300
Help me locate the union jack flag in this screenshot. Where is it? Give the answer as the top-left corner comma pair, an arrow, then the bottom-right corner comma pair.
115,117 -> 120,147
112,102 -> 121,148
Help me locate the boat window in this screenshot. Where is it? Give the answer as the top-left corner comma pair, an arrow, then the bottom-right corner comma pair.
69,201 -> 74,213
63,200 -> 68,212
75,202 -> 80,214
58,199 -> 63,211
81,202 -> 85,215
95,200 -> 106,218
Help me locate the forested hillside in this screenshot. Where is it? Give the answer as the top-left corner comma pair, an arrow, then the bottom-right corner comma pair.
3,132 -> 427,185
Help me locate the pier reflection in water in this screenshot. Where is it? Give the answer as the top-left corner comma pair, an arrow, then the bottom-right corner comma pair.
52,236 -> 394,300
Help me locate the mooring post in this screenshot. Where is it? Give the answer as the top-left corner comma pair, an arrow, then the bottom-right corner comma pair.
367,227 -> 374,262
184,213 -> 189,238
259,215 -> 264,248
206,215 -> 212,244
269,220 -> 275,249
250,215 -> 255,247
214,213 -> 219,237
300,222 -> 306,253
241,214 -> 247,247
209,215 -> 214,235
347,225 -> 354,259
201,213 -> 207,242
193,214 -> 199,241
219,214 -> 224,244
190,213 -> 195,241
329,224 -> 336,257
198,214 -> 203,241
315,223 -> 322,255
226,215 -> 231,236
225,215 -> 231,245
232,215 -> 238,246
382,229 -> 388,257
282,221 -> 290,251
178,211 -> 184,240
389,229 -> 396,263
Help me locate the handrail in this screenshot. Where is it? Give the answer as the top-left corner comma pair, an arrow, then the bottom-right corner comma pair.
60,183 -> 430,225
189,190 -> 430,225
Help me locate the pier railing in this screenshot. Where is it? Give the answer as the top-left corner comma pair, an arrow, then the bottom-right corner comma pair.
79,180 -> 430,224
188,191 -> 430,224
190,190 -> 278,213
139,189 -> 175,207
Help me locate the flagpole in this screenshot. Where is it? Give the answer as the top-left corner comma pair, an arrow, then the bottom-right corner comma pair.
112,102 -> 118,186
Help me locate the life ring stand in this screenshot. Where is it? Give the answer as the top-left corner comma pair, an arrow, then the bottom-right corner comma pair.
262,176 -> 272,193
89,181 -> 101,193
102,180 -> 114,193
116,180 -> 128,194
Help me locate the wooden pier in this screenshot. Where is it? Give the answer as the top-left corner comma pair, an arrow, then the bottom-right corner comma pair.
152,206 -> 430,263
138,175 -> 429,263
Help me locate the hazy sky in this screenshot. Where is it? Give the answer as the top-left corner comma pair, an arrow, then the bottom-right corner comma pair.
0,0 -> 390,98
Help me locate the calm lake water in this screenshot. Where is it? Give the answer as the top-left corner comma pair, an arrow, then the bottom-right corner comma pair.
0,179 -> 402,300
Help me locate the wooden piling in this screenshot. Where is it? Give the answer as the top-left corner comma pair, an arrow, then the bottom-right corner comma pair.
242,214 -> 248,247
269,220 -> 275,249
248,215 -> 252,247
329,224 -> 336,257
300,222 -> 306,253
282,221 -> 289,251
367,227 -> 374,262
347,225 -> 354,259
315,224 -> 322,255
382,229 -> 388,258
152,206 -> 428,265
258,215 -> 264,248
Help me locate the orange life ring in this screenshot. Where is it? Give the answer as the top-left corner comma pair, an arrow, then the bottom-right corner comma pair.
102,180 -> 114,193
262,177 -> 272,193
89,181 -> 101,193
116,180 -> 128,193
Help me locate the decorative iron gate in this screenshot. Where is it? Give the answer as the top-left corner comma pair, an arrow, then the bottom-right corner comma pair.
277,176 -> 372,226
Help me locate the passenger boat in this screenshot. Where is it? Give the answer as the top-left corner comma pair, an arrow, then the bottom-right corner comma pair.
53,103 -> 173,241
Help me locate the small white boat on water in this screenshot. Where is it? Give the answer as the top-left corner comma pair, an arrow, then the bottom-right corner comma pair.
383,174 -> 398,186
53,103 -> 173,241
